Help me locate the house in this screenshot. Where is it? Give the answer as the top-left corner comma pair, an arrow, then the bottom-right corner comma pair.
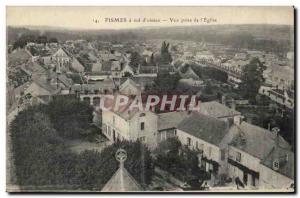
8,48 -> 31,66
137,65 -> 158,77
234,53 -> 247,60
73,78 -> 116,95
176,113 -> 233,178
227,122 -> 291,189
259,86 -> 294,109
196,51 -> 215,62
111,60 -> 122,77
91,61 -> 102,73
52,47 -> 85,73
102,100 -> 158,149
51,48 -> 72,73
259,147 -> 294,190
71,57 -> 85,72
142,50 -> 153,63
157,111 -> 190,142
269,65 -> 294,90
183,52 -> 194,60
101,61 -> 113,74
12,78 -> 59,107
119,76 -> 155,91
119,78 -> 141,95
158,65 -> 175,74
56,74 -> 73,93
179,78 -> 204,88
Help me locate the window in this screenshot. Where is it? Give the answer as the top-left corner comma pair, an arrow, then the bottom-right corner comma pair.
196,141 -> 199,149
174,129 -> 177,136
187,137 -> 191,146
139,113 -> 146,117
208,147 -> 212,157
200,144 -> 204,150
236,152 -> 242,162
140,122 -> 145,130
139,136 -> 146,142
221,149 -> 225,160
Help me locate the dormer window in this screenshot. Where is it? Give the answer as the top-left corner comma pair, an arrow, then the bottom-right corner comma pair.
140,122 -> 145,130
273,159 -> 280,170
236,152 -> 241,162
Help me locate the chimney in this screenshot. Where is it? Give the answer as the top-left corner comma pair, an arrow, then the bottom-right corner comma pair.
231,99 -> 236,110
271,127 -> 280,137
272,127 -> 280,146
221,95 -> 226,105
234,116 -> 243,125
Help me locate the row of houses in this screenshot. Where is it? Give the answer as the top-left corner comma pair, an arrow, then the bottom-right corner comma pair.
99,99 -> 294,190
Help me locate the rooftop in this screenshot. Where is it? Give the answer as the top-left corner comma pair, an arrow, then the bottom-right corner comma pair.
261,146 -> 294,179
158,111 -> 191,131
200,101 -> 241,119
230,122 -> 291,160
177,113 -> 229,146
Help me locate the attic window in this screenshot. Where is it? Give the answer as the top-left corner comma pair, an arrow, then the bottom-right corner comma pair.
236,152 -> 241,162
139,113 -> 146,117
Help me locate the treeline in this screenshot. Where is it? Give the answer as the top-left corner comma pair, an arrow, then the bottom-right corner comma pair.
140,25 -> 293,55
12,34 -> 58,50
10,97 -> 153,190
8,27 -> 143,47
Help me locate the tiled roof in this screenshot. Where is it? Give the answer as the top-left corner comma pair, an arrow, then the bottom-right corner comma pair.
158,111 -> 191,131
230,122 -> 291,160
177,113 -> 229,146
139,65 -> 157,74
101,61 -> 112,72
261,147 -> 294,179
200,101 -> 241,119
119,78 -> 140,91
119,76 -> 155,87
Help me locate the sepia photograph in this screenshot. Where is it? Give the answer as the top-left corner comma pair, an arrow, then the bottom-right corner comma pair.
5,6 -> 295,193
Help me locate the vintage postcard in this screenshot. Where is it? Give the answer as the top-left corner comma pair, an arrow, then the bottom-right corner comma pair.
6,6 -> 295,193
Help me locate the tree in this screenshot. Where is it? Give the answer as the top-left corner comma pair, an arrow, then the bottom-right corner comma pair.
154,137 -> 205,182
159,41 -> 172,65
240,58 -> 266,103
10,100 -> 154,190
36,35 -> 48,44
129,52 -> 142,69
77,53 -> 92,72
123,71 -> 133,77
49,37 -> 58,43
42,97 -> 94,139
152,72 -> 181,94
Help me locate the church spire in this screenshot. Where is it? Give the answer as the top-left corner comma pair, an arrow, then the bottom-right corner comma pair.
101,149 -> 143,192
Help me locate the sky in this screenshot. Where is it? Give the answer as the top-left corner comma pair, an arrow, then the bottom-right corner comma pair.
7,6 -> 294,30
